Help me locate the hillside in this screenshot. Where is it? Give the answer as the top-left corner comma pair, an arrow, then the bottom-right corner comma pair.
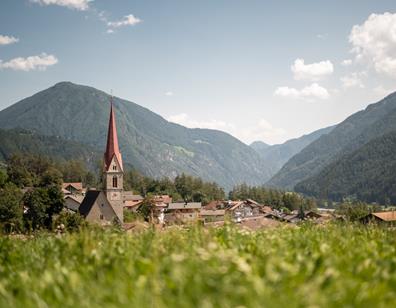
250,126 -> 334,176
0,82 -> 271,190
0,128 -> 100,167
267,92 -> 396,189
295,130 -> 396,204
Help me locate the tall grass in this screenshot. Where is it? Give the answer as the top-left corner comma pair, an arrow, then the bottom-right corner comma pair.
1,223 -> 396,307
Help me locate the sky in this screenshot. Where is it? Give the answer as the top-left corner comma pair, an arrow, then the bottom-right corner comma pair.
1,0 -> 396,145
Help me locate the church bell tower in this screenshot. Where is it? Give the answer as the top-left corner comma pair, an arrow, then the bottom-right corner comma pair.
103,98 -> 124,223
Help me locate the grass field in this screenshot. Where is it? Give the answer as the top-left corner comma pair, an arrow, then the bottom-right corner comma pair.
1,223 -> 396,307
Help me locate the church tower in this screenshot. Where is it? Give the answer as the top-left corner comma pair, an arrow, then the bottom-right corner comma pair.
103,99 -> 124,223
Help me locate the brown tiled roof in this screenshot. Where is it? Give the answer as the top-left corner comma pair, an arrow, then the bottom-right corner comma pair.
154,195 -> 172,204
204,200 -> 224,210
372,211 -> 396,221
124,200 -> 143,208
62,182 -> 83,190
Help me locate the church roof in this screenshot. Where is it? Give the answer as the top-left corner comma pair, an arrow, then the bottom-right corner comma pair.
79,190 -> 101,217
104,101 -> 123,171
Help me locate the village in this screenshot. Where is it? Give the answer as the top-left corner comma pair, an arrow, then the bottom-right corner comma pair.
59,101 -> 395,230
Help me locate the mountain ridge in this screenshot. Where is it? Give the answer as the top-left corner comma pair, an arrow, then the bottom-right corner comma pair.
0,81 -> 272,190
268,91 -> 396,190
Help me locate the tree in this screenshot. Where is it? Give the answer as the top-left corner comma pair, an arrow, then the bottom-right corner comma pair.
0,183 -> 23,232
23,186 -> 64,230
137,197 -> 156,222
0,169 -> 7,188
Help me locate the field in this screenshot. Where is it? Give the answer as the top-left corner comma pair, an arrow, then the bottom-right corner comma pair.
1,223 -> 396,307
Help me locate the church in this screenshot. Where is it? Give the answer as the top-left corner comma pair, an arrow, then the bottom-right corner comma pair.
79,100 -> 124,225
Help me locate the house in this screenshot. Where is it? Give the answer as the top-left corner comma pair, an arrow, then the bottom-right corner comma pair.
226,200 -> 263,221
153,195 -> 172,205
201,209 -> 226,223
78,100 -> 124,224
360,211 -> 396,224
62,182 -> 84,195
79,190 -> 121,225
123,192 -> 144,211
64,195 -> 84,212
164,202 -> 202,224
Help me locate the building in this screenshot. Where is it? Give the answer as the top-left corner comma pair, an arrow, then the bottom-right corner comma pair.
226,200 -> 263,221
360,211 -> 396,224
62,182 -> 84,195
164,202 -> 202,224
79,191 -> 120,225
79,100 -> 124,224
123,192 -> 144,211
64,195 -> 84,212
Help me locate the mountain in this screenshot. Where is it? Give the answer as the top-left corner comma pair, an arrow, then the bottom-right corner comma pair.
250,141 -> 271,152
0,82 -> 272,190
0,128 -> 100,166
250,126 -> 334,176
295,130 -> 396,203
268,92 -> 396,190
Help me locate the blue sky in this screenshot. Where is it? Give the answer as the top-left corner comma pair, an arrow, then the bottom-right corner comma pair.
1,0 -> 396,144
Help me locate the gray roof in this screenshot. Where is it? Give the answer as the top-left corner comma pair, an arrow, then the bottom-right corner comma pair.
168,202 -> 202,210
79,190 -> 101,216
123,191 -> 143,201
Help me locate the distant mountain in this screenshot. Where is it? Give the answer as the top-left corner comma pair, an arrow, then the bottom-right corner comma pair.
295,130 -> 396,203
0,82 -> 272,190
268,92 -> 396,190
0,128 -> 100,166
250,126 -> 334,176
250,141 -> 271,152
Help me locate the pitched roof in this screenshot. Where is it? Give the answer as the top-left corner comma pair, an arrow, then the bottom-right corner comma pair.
65,195 -> 84,203
123,191 -> 144,201
372,211 -> 396,221
104,101 -> 123,171
79,190 -> 101,216
168,202 -> 202,210
62,182 -> 83,190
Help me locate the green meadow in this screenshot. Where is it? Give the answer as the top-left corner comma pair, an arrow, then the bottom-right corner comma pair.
1,223 -> 396,307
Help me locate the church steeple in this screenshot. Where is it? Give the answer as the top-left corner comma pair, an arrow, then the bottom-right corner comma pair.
103,96 -> 124,223
104,98 -> 123,171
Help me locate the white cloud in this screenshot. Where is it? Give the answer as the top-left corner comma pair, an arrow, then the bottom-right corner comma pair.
167,114 -> 286,144
238,119 -> 287,144
340,72 -> 365,89
316,34 -> 327,39
107,14 -> 142,29
291,58 -> 334,81
374,85 -> 395,98
167,113 -> 235,131
165,91 -> 173,96
0,53 -> 58,71
0,35 -> 19,45
274,83 -> 330,100
349,12 -> 396,77
341,59 -> 352,66
106,29 -> 114,34
30,0 -> 92,10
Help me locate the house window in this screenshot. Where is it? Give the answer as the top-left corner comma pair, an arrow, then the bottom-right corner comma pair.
113,165 -> 117,171
112,176 -> 118,188
100,214 -> 104,220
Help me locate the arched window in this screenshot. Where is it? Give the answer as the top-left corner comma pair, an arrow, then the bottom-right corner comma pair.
112,176 -> 118,188
113,165 -> 117,171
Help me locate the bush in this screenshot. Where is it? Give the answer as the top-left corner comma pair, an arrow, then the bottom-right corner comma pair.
53,211 -> 86,232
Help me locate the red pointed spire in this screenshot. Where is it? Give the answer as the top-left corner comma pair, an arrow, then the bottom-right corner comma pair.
104,97 -> 123,171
